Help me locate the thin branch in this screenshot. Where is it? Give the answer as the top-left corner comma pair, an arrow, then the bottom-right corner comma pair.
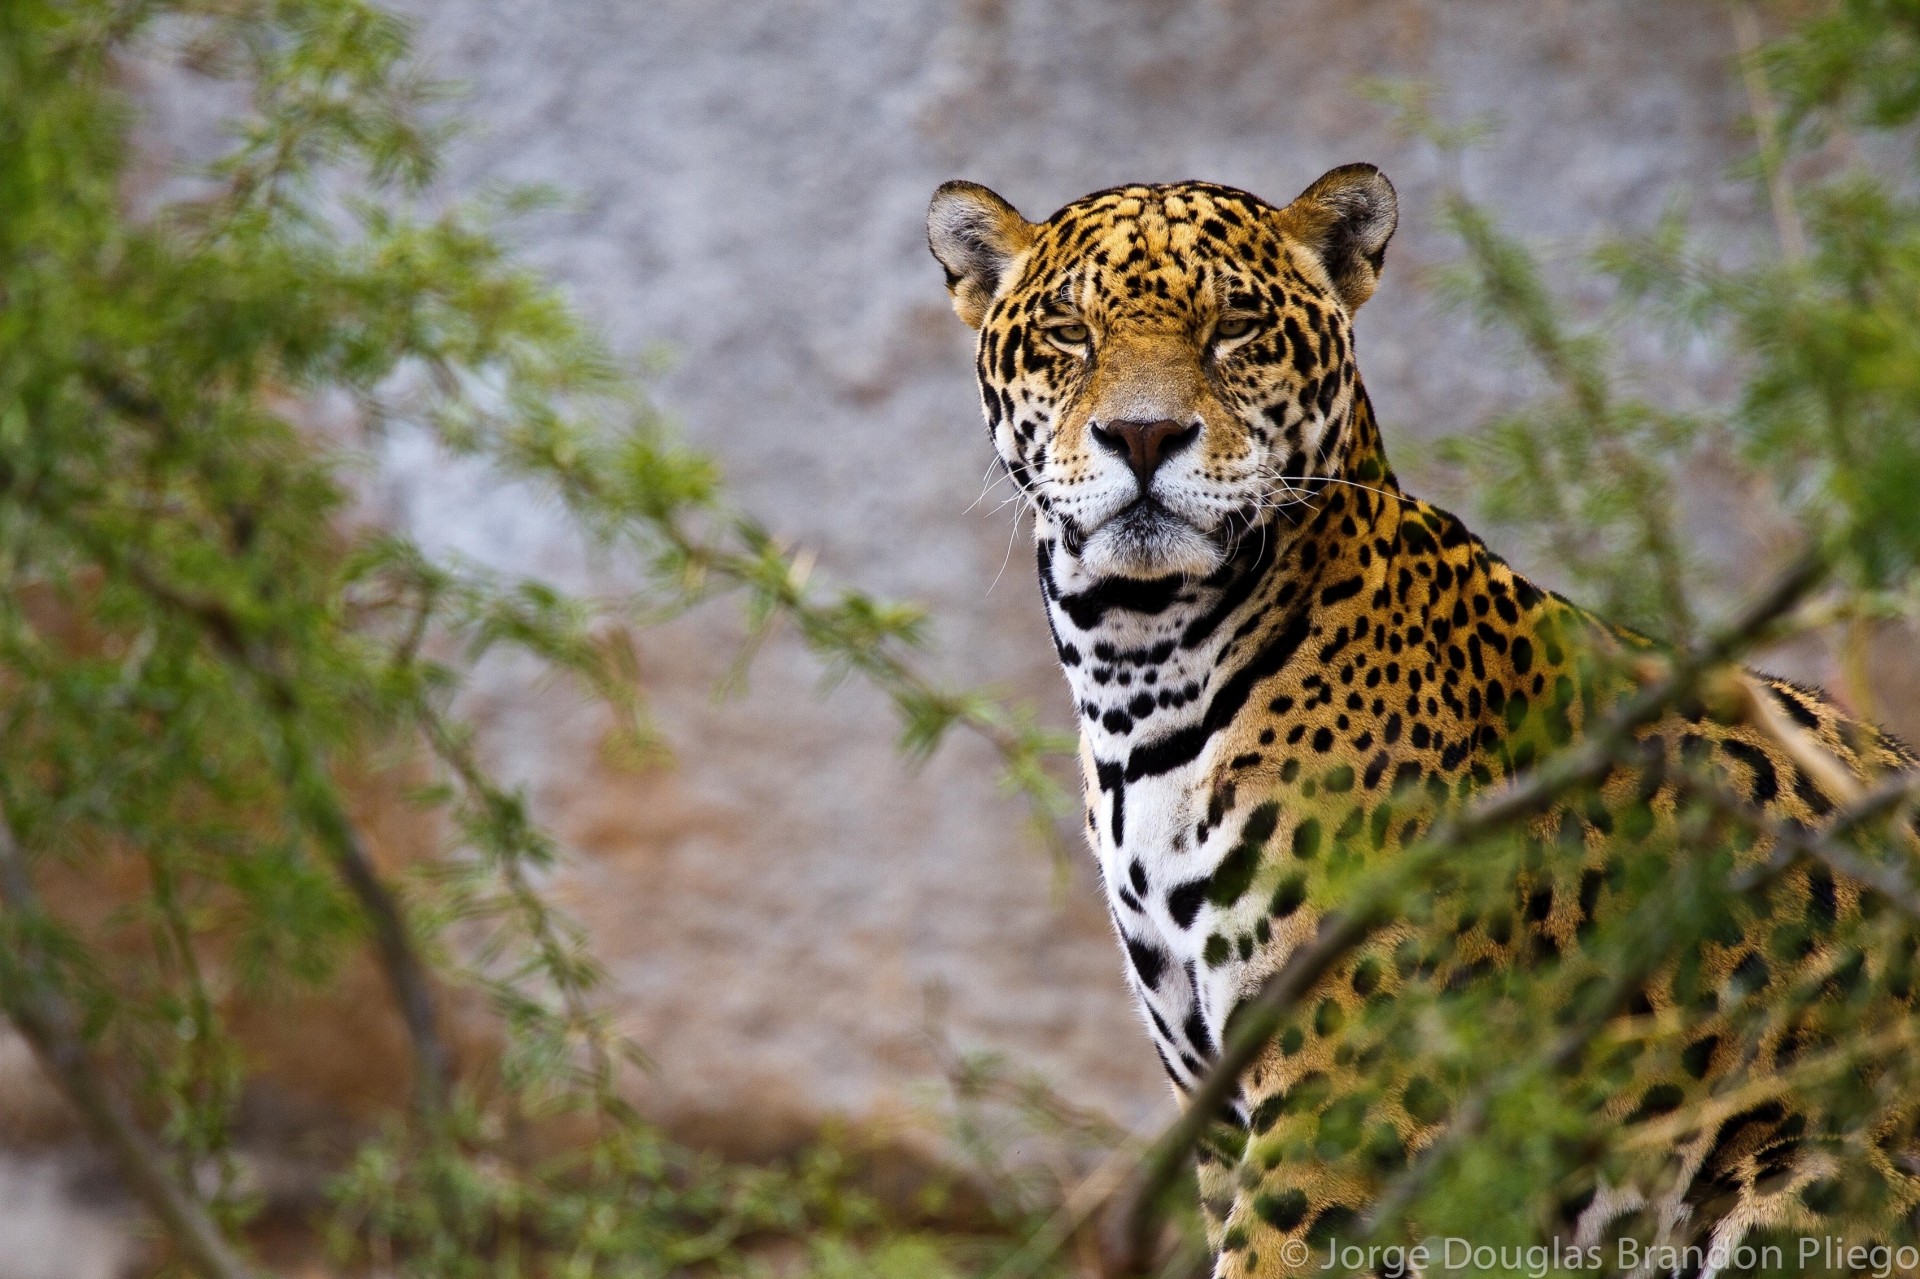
412,365 -> 1075,829
142,844 -> 242,1207
1096,549 -> 1825,1276
287,749 -> 454,1123
988,1137 -> 1154,1279
1721,770 -> 1920,908
1731,1 -> 1809,263
134,585 -> 454,1125
0,810 -> 261,1279
1442,196 -> 1696,640
417,704 -> 632,1115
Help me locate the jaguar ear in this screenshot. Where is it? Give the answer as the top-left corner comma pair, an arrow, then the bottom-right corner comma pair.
1278,163 -> 1398,312
927,181 -> 1036,329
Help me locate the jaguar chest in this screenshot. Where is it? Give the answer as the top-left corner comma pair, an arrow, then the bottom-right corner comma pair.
1087,737 -> 1289,1092
1042,537 -> 1302,1090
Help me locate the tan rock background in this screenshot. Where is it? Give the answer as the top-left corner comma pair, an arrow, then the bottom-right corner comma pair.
7,2 -> 1918,1272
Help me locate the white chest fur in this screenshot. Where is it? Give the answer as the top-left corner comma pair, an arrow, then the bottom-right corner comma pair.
1042,534 -> 1275,1094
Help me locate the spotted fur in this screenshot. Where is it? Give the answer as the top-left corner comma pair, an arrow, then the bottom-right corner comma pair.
928,168 -> 1920,1278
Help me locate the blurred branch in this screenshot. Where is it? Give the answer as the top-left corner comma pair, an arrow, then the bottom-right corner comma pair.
1731,1 -> 1809,263
1376,76 -> 1703,641
0,808 -> 262,1279
989,1140 -> 1158,1279
284,740 -> 454,1124
1721,770 -> 1920,909
417,702 -> 636,1112
1441,196 -> 1697,640
140,842 -> 244,1216
430,389 -> 1079,858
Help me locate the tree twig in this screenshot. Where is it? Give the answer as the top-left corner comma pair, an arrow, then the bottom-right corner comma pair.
1721,770 -> 1920,908
284,745 -> 454,1124
0,809 -> 262,1279
1731,1 -> 1808,263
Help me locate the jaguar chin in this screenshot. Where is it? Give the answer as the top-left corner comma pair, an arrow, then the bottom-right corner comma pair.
1075,498 -> 1226,580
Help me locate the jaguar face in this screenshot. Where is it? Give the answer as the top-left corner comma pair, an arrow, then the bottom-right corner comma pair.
927,167 -> 1396,580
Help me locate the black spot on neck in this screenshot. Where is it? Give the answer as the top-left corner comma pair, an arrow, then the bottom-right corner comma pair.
1045,553 -> 1189,630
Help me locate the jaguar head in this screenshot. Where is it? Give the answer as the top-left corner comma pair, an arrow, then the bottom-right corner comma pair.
928,166 -> 1396,580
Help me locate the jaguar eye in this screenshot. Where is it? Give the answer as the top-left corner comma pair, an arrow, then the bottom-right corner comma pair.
1213,316 -> 1258,342
1044,322 -> 1091,351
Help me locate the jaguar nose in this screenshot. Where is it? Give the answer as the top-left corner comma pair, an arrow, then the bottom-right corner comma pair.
1088,418 -> 1201,487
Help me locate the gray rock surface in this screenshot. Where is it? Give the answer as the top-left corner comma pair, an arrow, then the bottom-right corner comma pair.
0,1150 -> 136,1279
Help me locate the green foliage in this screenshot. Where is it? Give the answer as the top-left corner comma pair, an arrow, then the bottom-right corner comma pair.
1601,173 -> 1920,588
326,1106 -> 907,1278
1388,2 -> 1920,629
1764,0 -> 1920,145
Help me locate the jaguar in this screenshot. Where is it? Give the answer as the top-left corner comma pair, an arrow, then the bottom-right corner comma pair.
926,165 -> 1919,1277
